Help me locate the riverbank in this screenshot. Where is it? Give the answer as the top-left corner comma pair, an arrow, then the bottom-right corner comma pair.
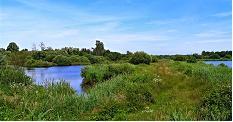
0,60 -> 231,121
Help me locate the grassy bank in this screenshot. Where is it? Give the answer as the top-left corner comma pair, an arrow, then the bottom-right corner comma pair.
0,60 -> 231,120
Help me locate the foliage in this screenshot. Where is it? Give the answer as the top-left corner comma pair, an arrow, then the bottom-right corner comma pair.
187,56 -> 197,63
93,40 -> 105,56
81,63 -> 135,87
0,54 -> 7,65
173,55 -> 186,61
171,61 -> 232,121
32,51 -> 46,60
6,42 -> 19,52
69,55 -> 90,65
0,66 -> 32,85
129,51 -> 151,65
199,85 -> 232,121
52,55 -> 71,66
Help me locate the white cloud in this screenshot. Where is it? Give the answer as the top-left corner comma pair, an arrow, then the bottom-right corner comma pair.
212,11 -> 232,17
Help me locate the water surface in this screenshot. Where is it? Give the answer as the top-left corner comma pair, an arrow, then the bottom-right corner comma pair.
25,66 -> 84,93
204,61 -> 232,68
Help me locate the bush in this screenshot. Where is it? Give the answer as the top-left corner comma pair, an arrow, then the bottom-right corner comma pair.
69,56 -> 90,65
199,85 -> 232,120
32,51 -> 46,60
129,52 -> 151,65
52,55 -> 71,66
0,66 -> 32,85
173,55 -> 187,61
81,63 -> 135,88
0,53 -> 7,65
85,54 -> 108,64
151,55 -> 158,63
187,57 -> 197,63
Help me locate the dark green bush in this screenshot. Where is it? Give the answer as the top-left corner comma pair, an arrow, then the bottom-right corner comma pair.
32,51 -> 46,60
52,55 -> 71,66
0,54 -> 7,65
0,66 -> 32,85
81,63 -> 135,87
173,55 -> 187,61
187,57 -> 197,63
69,55 -> 90,65
199,85 -> 232,121
129,52 -> 151,65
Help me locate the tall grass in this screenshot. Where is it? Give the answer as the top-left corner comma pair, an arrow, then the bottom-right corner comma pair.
0,63 -> 156,120
171,61 -> 232,120
81,63 -> 135,88
0,61 -> 231,120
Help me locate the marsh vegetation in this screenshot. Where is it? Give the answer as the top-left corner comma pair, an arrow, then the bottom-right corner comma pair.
0,41 -> 232,120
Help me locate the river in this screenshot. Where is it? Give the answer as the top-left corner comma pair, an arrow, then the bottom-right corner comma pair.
25,65 -> 84,93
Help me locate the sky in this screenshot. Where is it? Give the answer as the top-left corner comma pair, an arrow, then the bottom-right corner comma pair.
0,0 -> 232,55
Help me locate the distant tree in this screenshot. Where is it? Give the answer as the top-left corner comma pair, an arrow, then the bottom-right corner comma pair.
39,42 -> 46,51
32,51 -> 46,60
93,40 -> 105,56
187,56 -> 197,63
52,55 -> 71,66
6,42 -> 19,52
46,47 -> 53,51
32,43 -> 37,51
105,52 -> 122,61
129,51 -> 151,65
224,54 -> 232,59
127,51 -> 133,55
21,49 -> 28,51
209,54 -> 220,59
173,55 -> 186,61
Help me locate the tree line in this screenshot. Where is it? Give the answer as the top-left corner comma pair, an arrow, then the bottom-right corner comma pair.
0,41 -> 232,67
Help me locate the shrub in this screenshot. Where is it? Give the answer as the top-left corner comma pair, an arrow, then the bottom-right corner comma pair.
69,56 -> 90,65
187,57 -> 197,63
129,52 -> 151,65
151,55 -> 158,63
32,51 -> 46,60
81,63 -> 135,88
0,66 -> 32,85
199,85 -> 232,120
173,55 -> 187,61
85,54 -> 108,64
52,55 -> 71,66
0,53 -> 7,65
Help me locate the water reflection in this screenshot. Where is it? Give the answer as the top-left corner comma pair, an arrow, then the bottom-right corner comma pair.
25,66 -> 84,93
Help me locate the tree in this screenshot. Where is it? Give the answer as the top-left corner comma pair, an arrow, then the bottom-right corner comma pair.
6,42 -> 19,52
39,42 -> 46,51
209,54 -> 220,59
173,55 -> 187,61
32,51 -> 46,60
32,43 -> 37,51
187,56 -> 197,63
52,55 -> 71,66
129,51 -> 151,65
93,40 -> 105,56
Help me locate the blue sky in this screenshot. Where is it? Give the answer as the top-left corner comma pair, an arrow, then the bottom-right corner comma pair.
0,0 -> 232,54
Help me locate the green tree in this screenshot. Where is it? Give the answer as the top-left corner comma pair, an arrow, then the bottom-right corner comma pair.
129,51 -> 151,65
6,42 -> 19,52
93,40 -> 105,56
209,54 -> 220,59
52,55 -> 71,66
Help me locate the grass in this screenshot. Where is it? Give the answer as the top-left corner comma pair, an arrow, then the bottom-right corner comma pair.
0,60 -> 231,120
